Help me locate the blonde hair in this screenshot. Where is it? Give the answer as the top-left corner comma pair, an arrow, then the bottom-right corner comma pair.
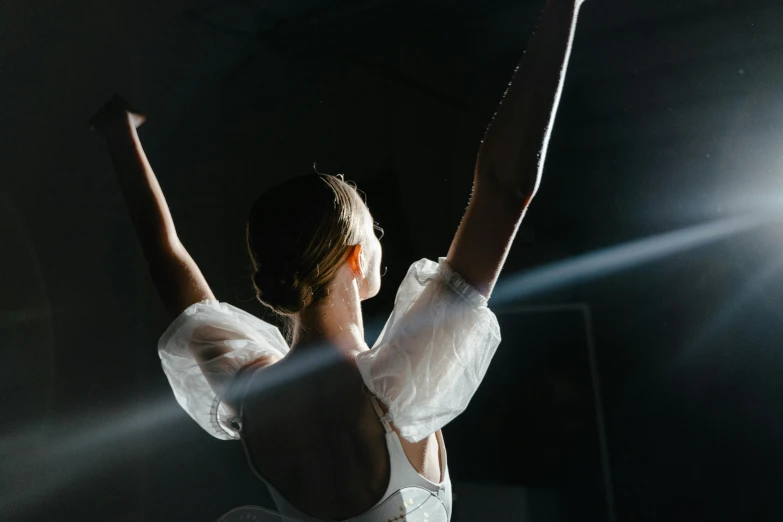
246,174 -> 368,316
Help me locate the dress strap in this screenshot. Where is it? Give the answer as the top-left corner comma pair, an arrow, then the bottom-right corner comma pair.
369,396 -> 394,434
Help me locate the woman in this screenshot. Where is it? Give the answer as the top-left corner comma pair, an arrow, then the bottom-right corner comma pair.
90,1 -> 587,519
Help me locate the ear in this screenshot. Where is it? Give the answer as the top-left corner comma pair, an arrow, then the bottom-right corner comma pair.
346,244 -> 365,278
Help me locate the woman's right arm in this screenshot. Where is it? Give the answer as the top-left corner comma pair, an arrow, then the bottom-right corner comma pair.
447,0 -> 586,298
91,96 -> 214,318
357,0 -> 588,442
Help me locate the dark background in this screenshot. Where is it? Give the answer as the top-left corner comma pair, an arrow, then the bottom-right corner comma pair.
3,0 -> 783,520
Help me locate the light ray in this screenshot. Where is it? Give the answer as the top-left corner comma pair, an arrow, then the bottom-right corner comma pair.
682,249 -> 783,360
0,397 -> 180,519
491,212 -> 783,305
4,210 -> 780,518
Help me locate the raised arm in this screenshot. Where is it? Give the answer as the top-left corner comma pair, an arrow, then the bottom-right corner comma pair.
359,0 -> 588,435
91,96 -> 214,318
447,0 -> 586,297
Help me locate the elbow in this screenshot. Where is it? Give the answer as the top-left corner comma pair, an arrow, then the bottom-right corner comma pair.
139,233 -> 184,261
475,106 -> 550,193
475,152 -> 541,208
473,169 -> 536,215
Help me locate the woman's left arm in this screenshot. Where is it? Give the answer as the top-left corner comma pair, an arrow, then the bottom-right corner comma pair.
447,0 -> 587,298
91,96 -> 216,318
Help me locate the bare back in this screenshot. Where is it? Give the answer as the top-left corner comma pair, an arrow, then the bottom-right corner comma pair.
238,349 -> 443,520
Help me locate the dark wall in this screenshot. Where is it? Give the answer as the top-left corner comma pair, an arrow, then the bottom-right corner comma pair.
3,0 -> 783,521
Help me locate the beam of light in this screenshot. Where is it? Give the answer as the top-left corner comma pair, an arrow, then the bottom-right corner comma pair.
0,346 -> 349,520
0,397 -> 181,520
681,248 -> 783,361
490,211 -> 783,306
4,210 -> 779,519
234,343 -> 345,400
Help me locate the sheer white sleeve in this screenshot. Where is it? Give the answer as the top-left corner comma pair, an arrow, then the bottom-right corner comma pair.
355,258 -> 502,443
158,300 -> 289,440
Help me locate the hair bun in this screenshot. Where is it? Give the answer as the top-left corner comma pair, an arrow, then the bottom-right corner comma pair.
252,270 -> 313,316
246,174 -> 369,318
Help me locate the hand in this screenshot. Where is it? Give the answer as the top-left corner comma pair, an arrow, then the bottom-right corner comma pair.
89,94 -> 146,134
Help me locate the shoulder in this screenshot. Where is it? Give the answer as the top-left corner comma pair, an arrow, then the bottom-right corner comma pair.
224,353 -> 284,409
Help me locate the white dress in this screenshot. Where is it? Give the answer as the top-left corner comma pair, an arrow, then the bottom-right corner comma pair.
158,258 -> 501,519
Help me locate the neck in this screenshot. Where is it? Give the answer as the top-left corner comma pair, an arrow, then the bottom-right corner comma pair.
291,265 -> 367,356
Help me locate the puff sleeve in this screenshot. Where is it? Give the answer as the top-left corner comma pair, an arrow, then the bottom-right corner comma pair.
355,258 -> 501,443
158,300 -> 289,439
